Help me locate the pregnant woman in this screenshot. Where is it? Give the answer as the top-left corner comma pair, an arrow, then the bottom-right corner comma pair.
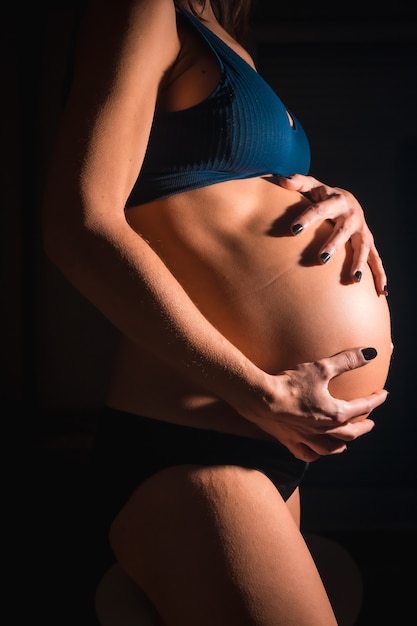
42,1 -> 392,624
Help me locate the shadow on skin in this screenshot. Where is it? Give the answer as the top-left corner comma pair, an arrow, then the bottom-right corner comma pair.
265,199 -> 351,283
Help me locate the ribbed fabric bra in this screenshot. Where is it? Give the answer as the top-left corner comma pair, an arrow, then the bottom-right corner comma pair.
126,3 -> 311,207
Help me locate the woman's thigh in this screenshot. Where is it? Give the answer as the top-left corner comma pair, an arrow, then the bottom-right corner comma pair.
108,464 -> 337,626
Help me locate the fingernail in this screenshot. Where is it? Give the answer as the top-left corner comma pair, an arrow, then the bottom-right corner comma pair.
361,347 -> 377,361
292,223 -> 303,235
354,270 -> 362,282
383,285 -> 388,296
320,252 -> 331,264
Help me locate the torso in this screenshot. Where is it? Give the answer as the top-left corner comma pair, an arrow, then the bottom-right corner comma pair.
107,177 -> 392,438
106,3 -> 392,438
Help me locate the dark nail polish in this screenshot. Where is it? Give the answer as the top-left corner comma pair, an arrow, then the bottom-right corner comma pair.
292,223 -> 303,235
354,270 -> 362,282
383,285 -> 388,296
320,252 -> 331,264
362,347 -> 377,361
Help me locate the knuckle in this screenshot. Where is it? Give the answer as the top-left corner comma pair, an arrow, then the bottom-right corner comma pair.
342,351 -> 359,372
331,191 -> 346,207
310,203 -> 325,217
314,358 -> 331,379
364,231 -> 375,246
332,407 -> 347,424
335,224 -> 351,241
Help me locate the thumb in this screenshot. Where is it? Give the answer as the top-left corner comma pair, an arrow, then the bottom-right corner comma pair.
328,346 -> 378,379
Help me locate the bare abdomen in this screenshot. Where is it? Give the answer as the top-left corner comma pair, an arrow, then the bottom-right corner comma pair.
110,181 -> 392,430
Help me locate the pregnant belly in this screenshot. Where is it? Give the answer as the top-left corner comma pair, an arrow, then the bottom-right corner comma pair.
112,183 -> 392,427
216,252 -> 391,401
195,222 -> 392,401
162,211 -> 392,404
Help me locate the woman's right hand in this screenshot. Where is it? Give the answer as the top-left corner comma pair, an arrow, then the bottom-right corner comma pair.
233,347 -> 388,462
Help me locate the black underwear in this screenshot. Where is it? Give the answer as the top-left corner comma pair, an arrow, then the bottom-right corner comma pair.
92,407 -> 309,530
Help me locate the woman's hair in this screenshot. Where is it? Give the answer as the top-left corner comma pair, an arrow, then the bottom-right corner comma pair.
184,0 -> 252,40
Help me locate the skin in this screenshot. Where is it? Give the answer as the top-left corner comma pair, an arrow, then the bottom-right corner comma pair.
42,0 -> 393,624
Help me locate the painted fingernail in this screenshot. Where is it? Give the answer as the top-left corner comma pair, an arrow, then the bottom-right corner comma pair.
320,252 -> 331,264
361,347 -> 377,361
383,285 -> 388,296
354,270 -> 362,282
292,223 -> 303,235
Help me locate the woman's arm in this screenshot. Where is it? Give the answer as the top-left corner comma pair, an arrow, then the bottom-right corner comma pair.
41,0 -> 388,463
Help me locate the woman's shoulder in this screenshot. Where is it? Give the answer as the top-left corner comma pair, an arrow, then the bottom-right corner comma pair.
77,0 -> 180,63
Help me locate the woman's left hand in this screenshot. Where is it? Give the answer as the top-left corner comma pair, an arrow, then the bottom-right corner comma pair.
277,173 -> 388,296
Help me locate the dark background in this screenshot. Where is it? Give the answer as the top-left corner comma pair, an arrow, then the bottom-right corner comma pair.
5,1 -> 416,624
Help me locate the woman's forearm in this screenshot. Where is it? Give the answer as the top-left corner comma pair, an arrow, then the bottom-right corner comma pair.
43,204 -> 259,398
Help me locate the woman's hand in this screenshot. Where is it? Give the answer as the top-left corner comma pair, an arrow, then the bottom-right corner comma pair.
257,418 -> 376,463
277,174 -> 388,296
235,346 -> 389,463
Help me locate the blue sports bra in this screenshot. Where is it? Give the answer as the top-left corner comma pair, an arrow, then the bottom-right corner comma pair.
126,4 -> 310,207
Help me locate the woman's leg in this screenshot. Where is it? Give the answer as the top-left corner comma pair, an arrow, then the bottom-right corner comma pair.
285,486 -> 301,528
108,464 -> 337,626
